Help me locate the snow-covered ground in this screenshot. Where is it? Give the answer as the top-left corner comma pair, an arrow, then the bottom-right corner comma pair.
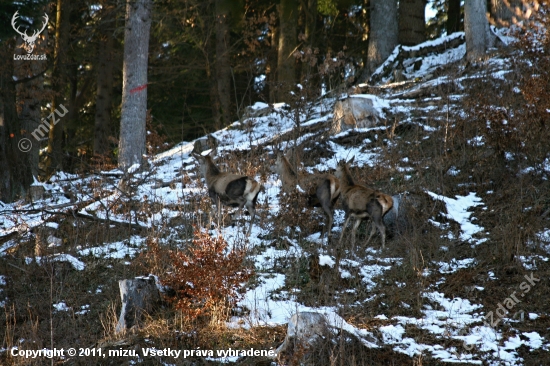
1,31 -> 549,365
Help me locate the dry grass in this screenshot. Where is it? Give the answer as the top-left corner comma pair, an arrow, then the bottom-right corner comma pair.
2,28 -> 550,366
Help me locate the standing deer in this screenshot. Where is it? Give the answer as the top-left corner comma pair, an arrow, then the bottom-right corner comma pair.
335,157 -> 394,250
271,153 -> 340,238
192,150 -> 262,236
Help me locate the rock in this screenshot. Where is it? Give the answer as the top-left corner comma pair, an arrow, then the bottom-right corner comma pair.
331,97 -> 382,135
242,102 -> 272,119
28,185 -> 45,202
275,312 -> 330,360
115,276 -> 161,333
383,193 -> 420,236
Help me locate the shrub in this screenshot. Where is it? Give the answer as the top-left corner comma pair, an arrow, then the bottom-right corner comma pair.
156,229 -> 253,320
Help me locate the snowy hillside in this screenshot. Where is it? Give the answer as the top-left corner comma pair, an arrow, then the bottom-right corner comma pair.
1,32 -> 549,365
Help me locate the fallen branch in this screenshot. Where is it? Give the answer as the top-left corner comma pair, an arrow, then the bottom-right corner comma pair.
75,211 -> 148,231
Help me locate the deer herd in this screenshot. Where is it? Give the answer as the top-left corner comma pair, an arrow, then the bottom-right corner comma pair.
192,150 -> 396,251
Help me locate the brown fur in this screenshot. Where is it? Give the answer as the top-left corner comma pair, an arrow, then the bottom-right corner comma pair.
335,157 -> 392,250
271,153 -> 340,237
192,151 -> 262,236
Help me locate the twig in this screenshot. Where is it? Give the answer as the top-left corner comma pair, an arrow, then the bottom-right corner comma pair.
7,262 -> 28,273
75,212 -> 147,230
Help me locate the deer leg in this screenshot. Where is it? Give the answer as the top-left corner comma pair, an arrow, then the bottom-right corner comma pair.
245,201 -> 256,237
371,216 -> 386,249
317,181 -> 333,239
365,221 -> 377,246
217,197 -> 222,228
326,212 -> 333,241
339,215 -> 352,245
351,219 -> 362,253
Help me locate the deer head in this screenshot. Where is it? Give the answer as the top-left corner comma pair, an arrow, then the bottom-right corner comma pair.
12,11 -> 49,54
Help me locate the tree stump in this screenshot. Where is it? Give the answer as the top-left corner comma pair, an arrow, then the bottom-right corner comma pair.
275,312 -> 329,360
115,276 -> 160,333
331,97 -> 382,135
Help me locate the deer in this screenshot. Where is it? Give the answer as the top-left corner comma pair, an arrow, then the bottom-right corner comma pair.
12,11 -> 49,54
271,152 -> 340,238
335,157 -> 394,250
192,150 -> 262,236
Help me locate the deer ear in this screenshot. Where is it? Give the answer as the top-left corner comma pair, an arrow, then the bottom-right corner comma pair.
347,156 -> 355,165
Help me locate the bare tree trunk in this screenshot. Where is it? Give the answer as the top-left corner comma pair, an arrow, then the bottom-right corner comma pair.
45,0 -> 70,174
14,35 -> 47,182
302,0 -> 320,98
464,0 -> 494,62
94,4 -> 115,158
447,0 -> 462,34
398,0 -> 426,46
118,0 -> 152,170
304,0 -> 317,46
215,0 -> 232,127
365,0 -> 398,77
0,39 -> 33,202
267,20 -> 279,104
277,0 -> 299,101
207,56 -> 223,129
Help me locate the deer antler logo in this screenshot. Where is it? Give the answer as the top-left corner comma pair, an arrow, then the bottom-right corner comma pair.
12,11 -> 49,54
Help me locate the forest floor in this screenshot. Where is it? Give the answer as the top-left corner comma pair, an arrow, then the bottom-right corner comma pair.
1,31 -> 550,365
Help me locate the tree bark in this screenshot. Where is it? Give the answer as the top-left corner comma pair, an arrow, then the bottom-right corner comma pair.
118,0 -> 152,170
115,277 -> 160,333
447,0 -> 462,34
267,17 -> 279,104
398,0 -> 426,46
304,0 -> 318,46
464,0 -> 494,62
365,0 -> 398,77
45,0 -> 70,174
277,0 -> 299,102
14,36 -> 47,183
94,3 -> 115,158
0,39 -> 34,202
301,0 -> 320,98
215,0 -> 232,128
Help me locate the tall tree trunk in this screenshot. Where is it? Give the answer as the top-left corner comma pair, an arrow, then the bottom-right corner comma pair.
304,0 -> 317,46
94,5 -> 115,158
464,0 -> 494,62
398,0 -> 426,46
302,0 -> 320,98
118,0 -> 152,170
267,18 -> 279,104
215,0 -> 232,127
45,0 -> 70,174
277,0 -> 299,102
364,0 -> 398,77
14,34 -> 47,183
206,51 -> 222,129
447,0 -> 462,34
0,39 -> 34,202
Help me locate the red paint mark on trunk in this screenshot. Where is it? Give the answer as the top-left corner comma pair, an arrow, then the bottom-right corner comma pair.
129,84 -> 147,94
